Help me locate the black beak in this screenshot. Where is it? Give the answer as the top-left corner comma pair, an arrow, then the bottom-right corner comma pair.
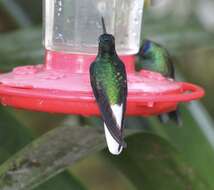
101,16 -> 107,34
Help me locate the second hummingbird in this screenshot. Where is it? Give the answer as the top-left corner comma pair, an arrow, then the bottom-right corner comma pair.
90,17 -> 127,155
135,39 -> 182,126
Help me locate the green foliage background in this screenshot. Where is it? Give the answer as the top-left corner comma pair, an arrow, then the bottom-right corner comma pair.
0,0 -> 213,189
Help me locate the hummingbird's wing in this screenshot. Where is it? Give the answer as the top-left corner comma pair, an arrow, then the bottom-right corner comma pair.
116,59 -> 128,136
90,66 -> 125,148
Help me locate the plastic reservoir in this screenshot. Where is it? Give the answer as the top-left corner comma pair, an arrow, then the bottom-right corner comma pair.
43,0 -> 144,55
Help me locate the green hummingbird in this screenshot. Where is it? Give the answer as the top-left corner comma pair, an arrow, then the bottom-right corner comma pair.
90,17 -> 127,155
135,39 -> 182,125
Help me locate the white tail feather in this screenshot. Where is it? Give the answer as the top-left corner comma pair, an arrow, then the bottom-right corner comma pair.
104,104 -> 123,155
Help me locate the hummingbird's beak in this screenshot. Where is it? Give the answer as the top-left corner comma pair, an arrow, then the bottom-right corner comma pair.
101,16 -> 107,34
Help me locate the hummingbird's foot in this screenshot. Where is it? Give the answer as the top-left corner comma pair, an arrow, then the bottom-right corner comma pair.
158,114 -> 169,124
168,109 -> 183,127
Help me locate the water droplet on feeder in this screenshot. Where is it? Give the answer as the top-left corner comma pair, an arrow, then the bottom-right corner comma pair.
39,100 -> 44,105
58,0 -> 62,6
97,1 -> 106,13
134,17 -> 139,24
132,32 -> 137,37
147,102 -> 154,108
55,33 -> 64,41
138,8 -> 143,14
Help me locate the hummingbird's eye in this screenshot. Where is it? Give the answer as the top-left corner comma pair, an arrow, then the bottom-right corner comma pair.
99,34 -> 115,44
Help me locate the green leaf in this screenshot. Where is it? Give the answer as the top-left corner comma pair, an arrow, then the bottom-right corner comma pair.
35,172 -> 86,190
104,133 -> 210,190
7,108 -> 70,135
0,107 -> 33,163
148,106 -> 214,189
0,126 -> 106,190
0,124 -> 208,190
0,107 -> 87,190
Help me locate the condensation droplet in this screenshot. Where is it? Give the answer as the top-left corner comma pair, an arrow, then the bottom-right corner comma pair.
132,32 -> 137,37
58,0 -> 62,6
55,33 -> 64,41
97,1 -> 106,13
147,102 -> 154,108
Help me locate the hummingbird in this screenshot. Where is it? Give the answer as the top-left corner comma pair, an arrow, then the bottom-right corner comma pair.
135,39 -> 182,126
90,17 -> 128,155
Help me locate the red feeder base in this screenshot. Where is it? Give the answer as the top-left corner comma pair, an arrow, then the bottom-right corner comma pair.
0,50 -> 204,116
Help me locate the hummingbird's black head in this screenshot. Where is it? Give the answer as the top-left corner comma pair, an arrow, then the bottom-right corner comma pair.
98,17 -> 116,55
98,33 -> 116,54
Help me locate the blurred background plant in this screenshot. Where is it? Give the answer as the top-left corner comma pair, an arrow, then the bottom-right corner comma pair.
0,0 -> 213,189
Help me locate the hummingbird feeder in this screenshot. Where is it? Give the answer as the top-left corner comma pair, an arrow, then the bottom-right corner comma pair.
0,0 -> 204,116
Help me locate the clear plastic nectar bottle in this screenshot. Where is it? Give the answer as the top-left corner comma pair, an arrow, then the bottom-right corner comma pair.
43,0 -> 144,55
